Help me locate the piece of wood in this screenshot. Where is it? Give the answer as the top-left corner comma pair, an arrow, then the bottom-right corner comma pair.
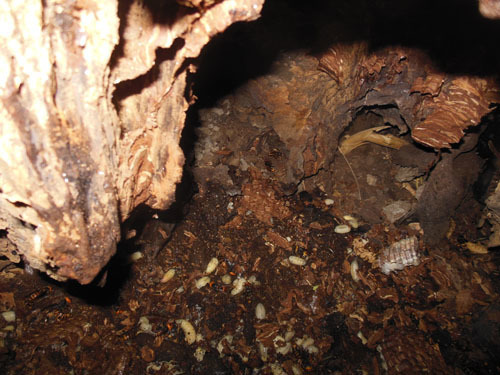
339,126 -> 408,155
0,0 -> 263,283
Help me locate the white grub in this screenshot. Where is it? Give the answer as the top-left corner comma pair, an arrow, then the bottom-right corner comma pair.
274,336 -> 292,355
255,303 -> 266,320
138,316 -> 152,333
357,331 -> 368,345
379,236 -> 419,275
194,347 -> 206,362
306,345 -> 319,354
1,311 -> 15,323
176,319 -> 196,345
221,274 -> 232,285
150,360 -> 183,374
343,215 -> 359,229
295,336 -> 310,348
146,363 -> 162,372
284,330 -> 295,342
231,277 -> 246,296
270,363 -> 287,375
128,251 -> 143,263
292,364 -> 303,375
324,198 -> 334,206
217,334 -> 233,355
195,276 -> 211,289
300,336 -> 315,348
377,345 -> 389,371
350,259 -> 360,282
205,257 -> 219,274
247,275 -> 260,285
288,255 -> 306,266
334,224 -> 351,234
258,341 -> 269,362
296,335 -> 318,354
161,268 -> 176,283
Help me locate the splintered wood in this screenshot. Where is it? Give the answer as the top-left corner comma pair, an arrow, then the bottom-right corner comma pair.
411,77 -> 500,148
0,0 -> 264,283
319,45 -> 500,151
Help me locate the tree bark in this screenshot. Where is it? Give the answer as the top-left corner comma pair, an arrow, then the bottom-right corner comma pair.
0,0 -> 263,283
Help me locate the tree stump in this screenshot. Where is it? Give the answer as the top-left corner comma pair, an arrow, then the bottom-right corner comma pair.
0,0 -> 263,283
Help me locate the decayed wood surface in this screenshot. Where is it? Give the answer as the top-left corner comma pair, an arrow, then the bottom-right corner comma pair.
0,0 -> 263,283
319,44 -> 500,150
480,0 -> 500,19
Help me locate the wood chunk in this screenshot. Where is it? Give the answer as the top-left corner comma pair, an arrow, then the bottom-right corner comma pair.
412,77 -> 500,149
0,0 -> 264,283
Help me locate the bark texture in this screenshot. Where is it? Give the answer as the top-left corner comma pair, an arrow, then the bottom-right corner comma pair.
0,0 -> 263,283
319,44 -> 500,150
480,0 -> 500,19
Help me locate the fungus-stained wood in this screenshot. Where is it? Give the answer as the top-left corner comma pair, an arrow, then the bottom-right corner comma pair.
0,0 -> 264,283
411,77 -> 500,149
114,0 -> 264,218
318,45 -> 500,151
0,0 -> 121,283
318,43 -> 367,86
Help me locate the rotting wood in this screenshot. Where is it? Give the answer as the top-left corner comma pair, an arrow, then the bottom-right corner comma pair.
318,45 -> 500,152
0,0 -> 264,283
411,77 -> 500,149
479,0 -> 500,19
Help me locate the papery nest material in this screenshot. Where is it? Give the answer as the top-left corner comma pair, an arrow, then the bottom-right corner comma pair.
339,126 -> 408,155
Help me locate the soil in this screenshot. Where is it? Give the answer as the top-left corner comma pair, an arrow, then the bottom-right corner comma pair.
1,115 -> 500,374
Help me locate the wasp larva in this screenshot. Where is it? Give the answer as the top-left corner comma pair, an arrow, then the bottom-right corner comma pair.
255,303 -> 266,320
231,277 -> 246,296
205,257 -> 219,274
176,319 -> 196,344
335,224 -> 351,234
195,276 -> 211,289
288,255 -> 306,266
161,268 -> 176,283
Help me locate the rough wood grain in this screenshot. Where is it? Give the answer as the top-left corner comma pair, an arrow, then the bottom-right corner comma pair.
318,45 -> 500,151
0,0 -> 263,283
479,0 -> 500,19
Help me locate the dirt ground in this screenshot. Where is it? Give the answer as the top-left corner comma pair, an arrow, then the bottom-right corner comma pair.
1,109 -> 500,374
